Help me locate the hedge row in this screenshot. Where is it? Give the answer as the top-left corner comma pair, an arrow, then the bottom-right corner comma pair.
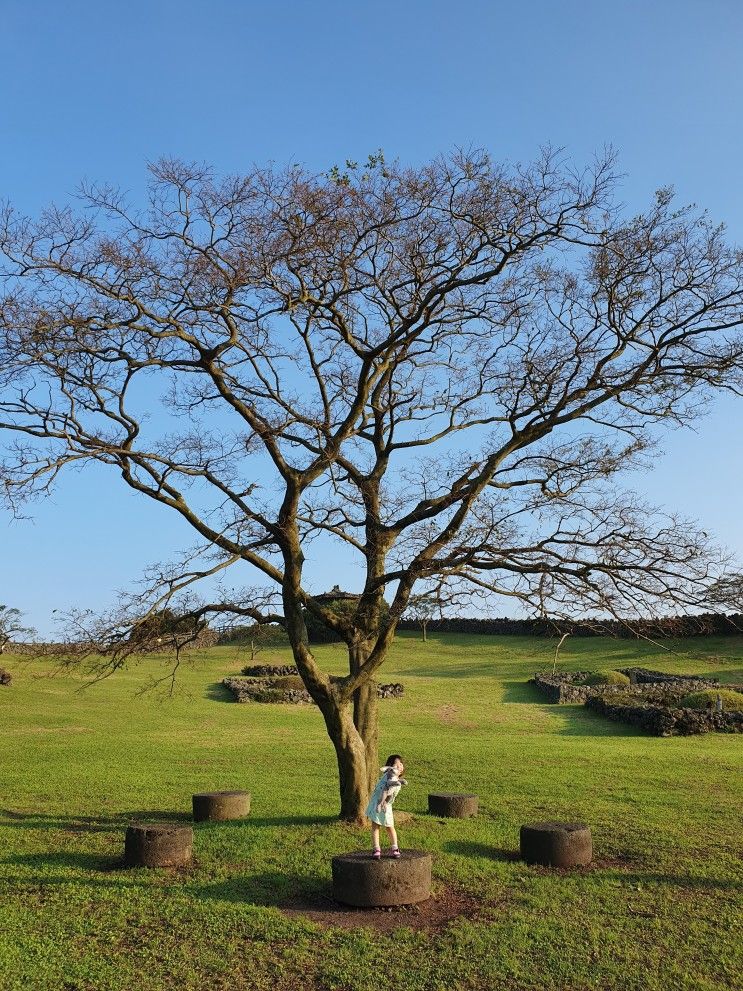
398,612 -> 743,638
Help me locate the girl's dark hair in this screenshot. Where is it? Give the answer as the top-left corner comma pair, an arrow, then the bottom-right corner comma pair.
385,754 -> 403,766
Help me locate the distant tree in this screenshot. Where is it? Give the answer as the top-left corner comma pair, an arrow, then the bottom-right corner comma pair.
0,605 -> 35,654
302,598 -> 355,644
404,594 -> 440,642
302,594 -> 390,644
220,621 -> 289,661
128,607 -> 207,649
705,575 -> 743,612
53,601 -> 211,695
2,150 -> 743,820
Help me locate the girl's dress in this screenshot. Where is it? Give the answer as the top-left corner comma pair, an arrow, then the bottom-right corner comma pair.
365,767 -> 406,826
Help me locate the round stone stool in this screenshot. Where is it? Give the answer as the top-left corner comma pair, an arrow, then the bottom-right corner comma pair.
124,822 -> 193,867
428,793 -> 479,818
192,790 -> 251,822
331,850 -> 432,907
520,821 -> 592,867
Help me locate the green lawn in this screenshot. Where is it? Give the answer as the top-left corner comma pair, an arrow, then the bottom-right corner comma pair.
1,633 -> 741,991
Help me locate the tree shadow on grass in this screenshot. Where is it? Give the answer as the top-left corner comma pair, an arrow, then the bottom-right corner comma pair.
192,813 -> 337,832
3,848 -> 329,909
603,869 -> 742,893
557,710 -> 647,737
0,847 -> 332,909
1,849 -> 124,873
193,870 -> 328,908
1,810 -> 115,833
0,808 -> 193,834
236,814 -> 337,828
1,808 -> 339,836
204,681 -> 234,702
532,707 -> 646,738
410,663 -> 507,679
1,864 -> 334,913
442,840 -> 519,862
501,680 -> 544,703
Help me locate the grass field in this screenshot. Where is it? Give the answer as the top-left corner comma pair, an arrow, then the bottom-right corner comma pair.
1,633 -> 741,991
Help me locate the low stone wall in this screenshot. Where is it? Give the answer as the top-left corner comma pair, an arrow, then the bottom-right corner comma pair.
378,683 -> 404,699
223,677 -> 404,704
223,677 -> 311,704
531,672 -> 598,704
532,672 -> 717,705
585,695 -> 743,736
239,663 -> 298,677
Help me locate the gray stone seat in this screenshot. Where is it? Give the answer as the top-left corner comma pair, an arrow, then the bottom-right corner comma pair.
428,792 -> 479,818
124,822 -> 193,867
520,821 -> 592,867
331,849 -> 432,906
192,790 -> 251,822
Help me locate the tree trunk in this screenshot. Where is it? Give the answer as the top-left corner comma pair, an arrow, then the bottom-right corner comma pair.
347,642 -> 379,815
282,571 -> 386,822
319,697 -> 371,824
353,679 -> 379,800
305,641 -> 385,823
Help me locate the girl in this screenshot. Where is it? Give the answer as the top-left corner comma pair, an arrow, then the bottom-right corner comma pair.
365,754 -> 407,859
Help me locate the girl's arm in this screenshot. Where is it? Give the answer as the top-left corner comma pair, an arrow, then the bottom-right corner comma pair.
376,771 -> 397,810
378,774 -> 404,808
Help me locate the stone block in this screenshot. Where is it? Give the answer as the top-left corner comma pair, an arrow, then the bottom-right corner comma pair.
331,849 -> 432,907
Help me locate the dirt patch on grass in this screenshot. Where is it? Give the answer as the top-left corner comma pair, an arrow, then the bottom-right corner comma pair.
281,884 -> 486,932
519,852 -> 646,876
437,704 -> 460,723
435,704 -> 476,729
589,854 -> 646,871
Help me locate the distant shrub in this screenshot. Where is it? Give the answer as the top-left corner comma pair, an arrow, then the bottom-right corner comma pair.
240,662 -> 297,677
251,689 -> 289,704
303,597 -> 390,644
220,623 -> 289,647
271,675 -> 306,691
582,671 -> 631,687
0,667 -> 11,686
681,689 -> 743,711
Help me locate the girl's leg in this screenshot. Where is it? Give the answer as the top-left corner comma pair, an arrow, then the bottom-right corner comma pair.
371,823 -> 381,858
386,825 -> 400,856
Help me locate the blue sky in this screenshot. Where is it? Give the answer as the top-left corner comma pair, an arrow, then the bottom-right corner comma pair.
2,0 -> 743,636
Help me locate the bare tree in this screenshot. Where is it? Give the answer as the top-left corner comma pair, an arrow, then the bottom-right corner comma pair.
404,593 -> 441,642
1,149 -> 743,820
0,604 -> 35,654
705,574 -> 743,612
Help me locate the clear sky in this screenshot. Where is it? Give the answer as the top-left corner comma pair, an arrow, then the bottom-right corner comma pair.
2,0 -> 743,637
